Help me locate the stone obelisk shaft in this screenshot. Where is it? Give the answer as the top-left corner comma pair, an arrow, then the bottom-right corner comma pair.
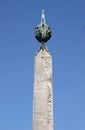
33,48 -> 54,130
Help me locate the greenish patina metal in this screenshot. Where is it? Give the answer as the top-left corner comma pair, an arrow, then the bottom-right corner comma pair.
35,10 -> 52,45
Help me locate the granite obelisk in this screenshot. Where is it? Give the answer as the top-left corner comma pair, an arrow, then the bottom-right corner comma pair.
33,10 -> 54,130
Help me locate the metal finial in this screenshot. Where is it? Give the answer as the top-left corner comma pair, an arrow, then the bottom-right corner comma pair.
41,9 -> 45,25
35,10 -> 52,44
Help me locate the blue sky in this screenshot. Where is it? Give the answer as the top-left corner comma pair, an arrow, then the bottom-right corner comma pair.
0,0 -> 85,130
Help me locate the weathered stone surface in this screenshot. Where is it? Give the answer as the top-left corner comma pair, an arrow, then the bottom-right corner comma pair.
33,48 -> 54,130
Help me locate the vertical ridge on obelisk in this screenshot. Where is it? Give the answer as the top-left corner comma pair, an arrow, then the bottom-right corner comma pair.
33,10 -> 54,130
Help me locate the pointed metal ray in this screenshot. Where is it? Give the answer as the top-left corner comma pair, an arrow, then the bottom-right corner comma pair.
41,9 -> 45,25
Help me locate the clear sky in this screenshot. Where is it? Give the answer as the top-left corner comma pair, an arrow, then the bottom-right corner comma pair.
0,0 -> 85,130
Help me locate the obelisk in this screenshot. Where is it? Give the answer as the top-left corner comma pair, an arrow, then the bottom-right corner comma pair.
33,10 -> 54,130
